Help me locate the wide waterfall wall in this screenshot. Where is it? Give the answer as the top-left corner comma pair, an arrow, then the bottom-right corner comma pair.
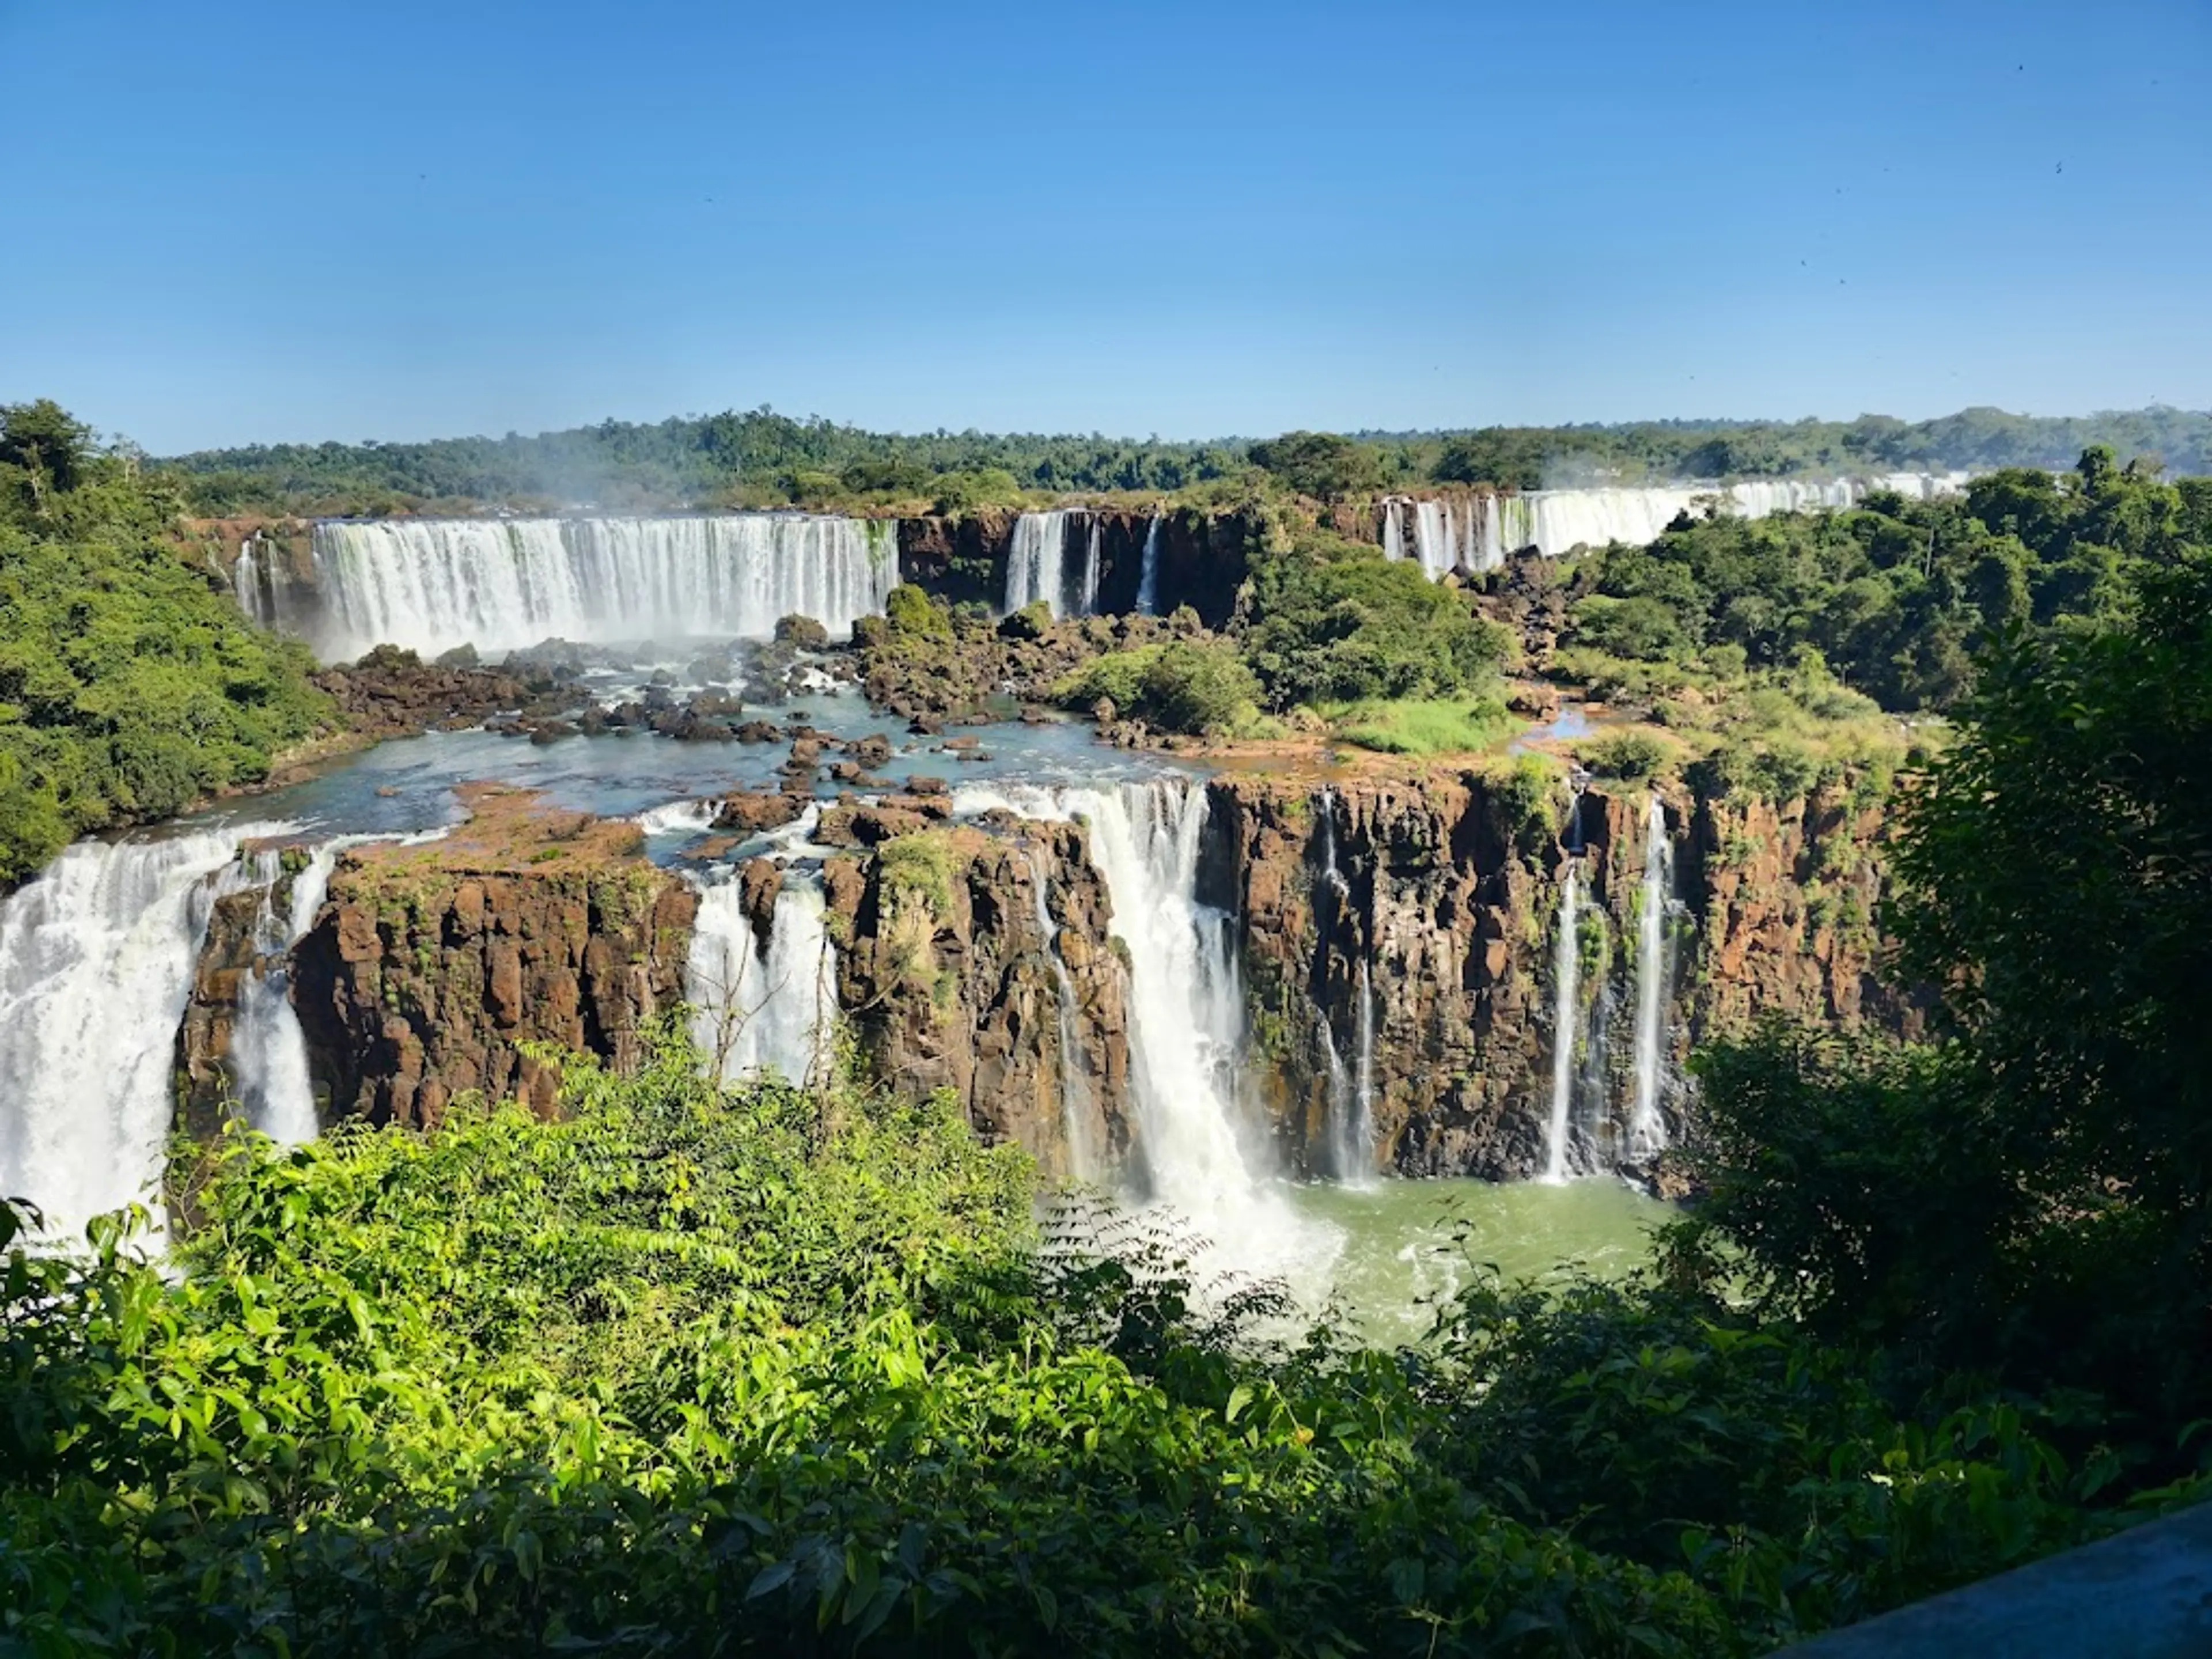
305,514 -> 896,658
0,826 -> 289,1241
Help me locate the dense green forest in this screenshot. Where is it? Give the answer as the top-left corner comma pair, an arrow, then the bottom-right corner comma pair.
168,403 -> 2212,517
0,401 -> 328,882
7,554 -> 2211,1653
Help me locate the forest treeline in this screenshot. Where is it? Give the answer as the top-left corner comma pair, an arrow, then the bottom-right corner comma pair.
168,402 -> 2212,517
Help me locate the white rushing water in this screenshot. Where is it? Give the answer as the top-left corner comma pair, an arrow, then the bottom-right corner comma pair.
1134,514 -> 1162,616
225,834 -> 392,1145
1003,510 -> 1073,618
306,514 -> 896,660
636,799 -> 720,839
954,778 -> 1331,1281
686,869 -> 839,1086
1077,517 -> 1103,618
1542,859 -> 1584,1183
0,825 -> 292,1242
1626,796 -> 1675,1162
1384,472 -> 1972,574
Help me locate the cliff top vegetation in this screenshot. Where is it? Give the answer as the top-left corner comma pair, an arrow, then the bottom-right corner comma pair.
0,399 -> 329,884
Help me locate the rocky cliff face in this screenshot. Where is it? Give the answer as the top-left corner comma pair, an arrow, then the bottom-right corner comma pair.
287,787 -> 696,1127
821,815 -> 1134,1176
1196,767 -> 1902,1180
899,509 -> 1254,626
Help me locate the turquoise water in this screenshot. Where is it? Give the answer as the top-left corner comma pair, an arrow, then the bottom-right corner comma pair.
1279,1176 -> 1670,1346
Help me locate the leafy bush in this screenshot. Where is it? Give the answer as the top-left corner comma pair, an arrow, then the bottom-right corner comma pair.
1135,639 -> 1260,736
997,598 -> 1053,640
1053,644 -> 1162,714
1241,548 -> 1510,709
930,467 -> 1026,515
882,582 -> 953,641
1577,729 -> 1676,781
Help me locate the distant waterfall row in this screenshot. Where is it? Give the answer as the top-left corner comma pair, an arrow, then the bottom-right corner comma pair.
1541,795 -> 1681,1181
1382,472 -> 1971,575
293,515 -> 897,659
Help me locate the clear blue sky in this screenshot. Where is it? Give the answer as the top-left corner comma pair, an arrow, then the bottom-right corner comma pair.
3,0 -> 2206,453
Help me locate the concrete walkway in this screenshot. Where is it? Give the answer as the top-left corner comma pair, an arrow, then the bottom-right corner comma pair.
1786,1501 -> 2212,1656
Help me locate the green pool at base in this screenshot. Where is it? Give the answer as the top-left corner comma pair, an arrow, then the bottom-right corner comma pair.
1279,1176 -> 1672,1347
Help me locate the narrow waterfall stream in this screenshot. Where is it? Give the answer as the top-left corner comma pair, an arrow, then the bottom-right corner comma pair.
1134,514 -> 1162,615
1626,795 -> 1675,1161
1076,517 -> 1103,616
1543,859 -> 1584,1183
0,826 -> 292,1240
685,868 -> 839,1087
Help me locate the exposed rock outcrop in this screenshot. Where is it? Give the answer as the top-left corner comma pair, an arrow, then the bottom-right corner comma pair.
289,786 -> 696,1126
823,819 -> 1134,1176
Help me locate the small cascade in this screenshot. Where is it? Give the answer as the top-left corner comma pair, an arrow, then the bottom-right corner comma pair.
1626,794 -> 1677,1162
0,825 -> 293,1241
1354,964 -> 1377,1172
1076,517 -> 1104,617
226,835 -> 381,1143
636,799 -> 719,839
1381,499 -> 1406,563
1134,514 -> 1162,615
306,513 -> 896,660
233,538 -> 276,628
1024,842 -> 1096,1181
1004,510 -> 1073,618
1543,844 -> 1585,1184
685,868 -> 839,1086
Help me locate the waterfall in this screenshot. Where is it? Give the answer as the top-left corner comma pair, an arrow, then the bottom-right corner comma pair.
1024,843 -> 1096,1180
1076,517 -> 1103,617
1542,859 -> 1584,1183
305,513 -> 896,659
1371,473 -> 1979,573
952,778 -> 1324,1277
1134,514 -> 1162,615
1003,511 -> 1072,618
225,835 -> 381,1144
0,825 -> 290,1242
1626,796 -> 1676,1162
233,538 -> 273,628
685,868 -> 838,1086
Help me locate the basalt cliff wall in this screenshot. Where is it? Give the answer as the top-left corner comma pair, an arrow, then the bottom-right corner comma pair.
1200,768 -> 1911,1179
173,768 -> 1907,1184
